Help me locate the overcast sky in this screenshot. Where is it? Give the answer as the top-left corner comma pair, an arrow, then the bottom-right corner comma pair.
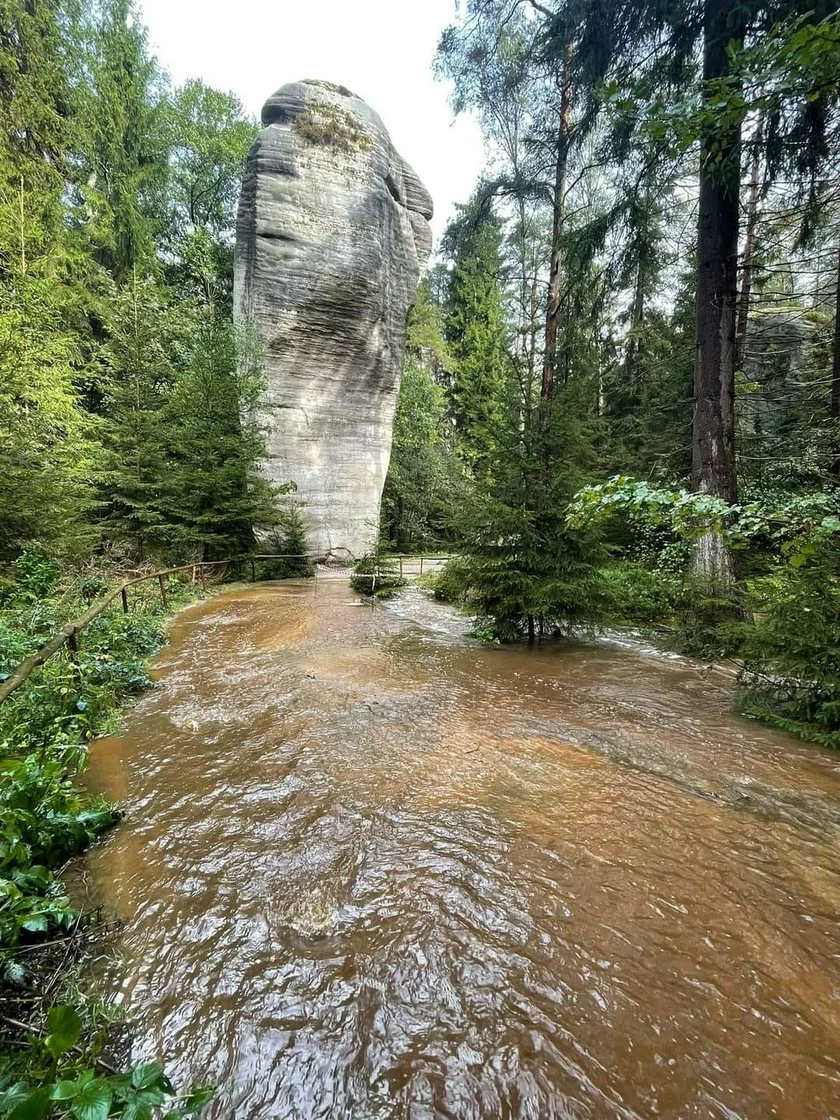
137,0 -> 486,243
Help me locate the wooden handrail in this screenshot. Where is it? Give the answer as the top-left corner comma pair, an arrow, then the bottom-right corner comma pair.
0,552 -> 453,706
0,560 -> 234,705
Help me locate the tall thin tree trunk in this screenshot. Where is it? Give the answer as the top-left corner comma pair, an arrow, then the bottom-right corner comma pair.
734,118 -> 762,373
691,0 -> 746,586
623,260 -> 645,391
541,51 -> 571,401
831,245 -> 840,474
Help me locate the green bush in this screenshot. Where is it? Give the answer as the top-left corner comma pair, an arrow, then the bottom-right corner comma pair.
257,508 -> 314,580
0,756 -> 118,949
738,546 -> 840,747
350,554 -> 407,599
429,557 -> 471,604
599,562 -> 681,626
0,1005 -> 214,1118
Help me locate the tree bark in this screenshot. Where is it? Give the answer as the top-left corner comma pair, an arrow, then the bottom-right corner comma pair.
831,245 -> 840,474
541,51 -> 571,400
831,245 -> 840,423
623,258 -> 645,392
734,119 -> 762,374
691,0 -> 746,586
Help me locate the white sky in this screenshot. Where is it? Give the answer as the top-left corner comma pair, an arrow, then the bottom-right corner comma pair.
137,0 -> 486,244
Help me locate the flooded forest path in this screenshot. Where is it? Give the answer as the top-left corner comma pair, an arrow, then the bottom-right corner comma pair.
83,580 -> 840,1119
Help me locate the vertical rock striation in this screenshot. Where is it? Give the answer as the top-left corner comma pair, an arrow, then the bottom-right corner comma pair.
234,80 -> 433,560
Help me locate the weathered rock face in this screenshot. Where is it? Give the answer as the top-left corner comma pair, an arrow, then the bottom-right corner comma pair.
234,80 -> 433,560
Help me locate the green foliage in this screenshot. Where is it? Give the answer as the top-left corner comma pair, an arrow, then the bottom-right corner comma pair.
442,198 -> 511,474
0,756 -> 118,949
350,554 -> 407,600
600,563 -> 681,628
448,501 -> 613,642
258,507 -> 314,579
0,0 -> 277,565
739,545 -> 840,748
73,0 -> 169,281
429,558 -> 471,605
0,563 -> 200,951
0,1036 -> 214,1119
164,80 -> 255,239
0,560 -> 212,1111
383,282 -> 468,552
0,184 -> 97,559
156,315 -> 282,559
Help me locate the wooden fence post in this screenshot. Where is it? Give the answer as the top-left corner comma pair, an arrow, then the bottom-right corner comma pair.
67,628 -> 80,680
199,566 -> 207,590
121,587 -> 129,614
158,573 -> 168,607
250,558 -> 256,581
420,556 -> 424,576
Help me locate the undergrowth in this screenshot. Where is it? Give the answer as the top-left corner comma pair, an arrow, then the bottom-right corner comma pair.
0,552 -> 214,1117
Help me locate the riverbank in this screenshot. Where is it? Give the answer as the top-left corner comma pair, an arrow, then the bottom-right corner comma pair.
0,558 -> 216,1117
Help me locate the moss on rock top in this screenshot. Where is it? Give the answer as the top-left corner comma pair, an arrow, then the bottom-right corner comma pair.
293,101 -> 372,154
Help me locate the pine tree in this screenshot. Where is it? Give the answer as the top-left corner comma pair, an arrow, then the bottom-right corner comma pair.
96,272 -> 176,556
160,314 -> 280,560
74,0 -> 167,282
382,282 -> 465,550
442,198 -> 511,475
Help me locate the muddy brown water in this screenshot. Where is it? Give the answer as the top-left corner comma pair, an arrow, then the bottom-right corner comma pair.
82,581 -> 840,1119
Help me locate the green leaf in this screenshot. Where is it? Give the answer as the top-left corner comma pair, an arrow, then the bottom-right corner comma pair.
46,1004 -> 82,1057
21,913 -> 49,933
6,1086 -> 53,1120
181,1086 -> 216,1112
130,1063 -> 165,1091
51,1080 -> 80,1100
121,1087 -> 167,1120
69,1080 -> 112,1120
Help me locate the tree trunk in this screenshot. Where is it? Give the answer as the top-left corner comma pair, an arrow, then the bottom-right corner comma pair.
691,0 -> 746,586
734,119 -> 762,374
541,51 -> 571,401
831,245 -> 840,473
623,259 -> 645,393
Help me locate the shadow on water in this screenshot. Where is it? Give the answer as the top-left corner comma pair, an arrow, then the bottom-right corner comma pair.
82,581 -> 840,1119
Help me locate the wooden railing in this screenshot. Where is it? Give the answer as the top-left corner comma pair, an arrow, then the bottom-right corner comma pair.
0,554 -> 316,706
0,552 -> 454,705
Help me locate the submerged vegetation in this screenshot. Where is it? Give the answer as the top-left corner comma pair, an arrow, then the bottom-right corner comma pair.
350,553 -> 408,599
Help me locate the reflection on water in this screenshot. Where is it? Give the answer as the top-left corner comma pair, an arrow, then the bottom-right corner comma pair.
83,582 -> 840,1119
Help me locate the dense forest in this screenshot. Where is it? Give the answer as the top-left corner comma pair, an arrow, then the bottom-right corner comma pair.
0,0 -> 290,568
384,0 -> 840,747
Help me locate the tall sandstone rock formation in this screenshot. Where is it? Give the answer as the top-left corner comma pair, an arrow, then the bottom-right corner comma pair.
234,80 -> 433,560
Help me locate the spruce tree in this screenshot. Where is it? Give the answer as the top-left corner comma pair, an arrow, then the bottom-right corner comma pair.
160,314 -> 280,560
